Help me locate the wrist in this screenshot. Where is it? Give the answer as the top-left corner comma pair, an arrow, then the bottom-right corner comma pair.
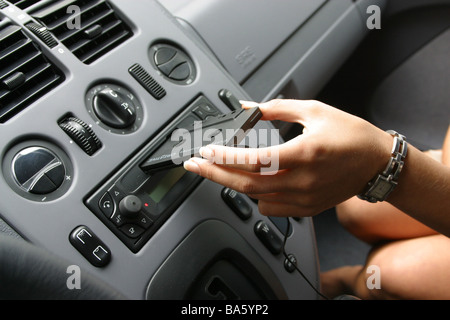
358,130 -> 408,203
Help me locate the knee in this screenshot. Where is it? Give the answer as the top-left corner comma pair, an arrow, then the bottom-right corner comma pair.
335,200 -> 375,243
354,247 -> 416,300
335,200 -> 359,231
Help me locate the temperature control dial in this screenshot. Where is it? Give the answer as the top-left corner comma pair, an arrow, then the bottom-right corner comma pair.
93,88 -> 136,129
59,117 -> 102,156
86,84 -> 143,134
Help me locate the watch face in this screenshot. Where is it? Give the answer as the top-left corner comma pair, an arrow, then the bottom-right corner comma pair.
368,176 -> 395,201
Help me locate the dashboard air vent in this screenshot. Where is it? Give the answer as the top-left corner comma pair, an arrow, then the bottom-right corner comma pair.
32,0 -> 133,64
0,1 -> 8,10
7,0 -> 41,10
0,24 -> 64,123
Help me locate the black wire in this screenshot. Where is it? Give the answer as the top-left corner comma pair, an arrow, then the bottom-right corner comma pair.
283,217 -> 330,300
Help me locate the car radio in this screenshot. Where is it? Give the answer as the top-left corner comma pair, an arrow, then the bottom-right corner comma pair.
85,95 -> 262,252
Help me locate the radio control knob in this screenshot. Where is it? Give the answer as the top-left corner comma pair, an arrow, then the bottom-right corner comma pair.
118,195 -> 142,218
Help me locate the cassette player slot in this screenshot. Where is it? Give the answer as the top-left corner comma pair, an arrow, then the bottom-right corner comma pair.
140,106 -> 262,174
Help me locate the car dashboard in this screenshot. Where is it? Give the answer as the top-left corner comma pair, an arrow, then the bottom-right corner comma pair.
0,0 -> 385,299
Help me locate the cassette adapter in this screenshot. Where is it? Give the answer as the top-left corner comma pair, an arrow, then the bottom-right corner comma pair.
141,107 -> 262,173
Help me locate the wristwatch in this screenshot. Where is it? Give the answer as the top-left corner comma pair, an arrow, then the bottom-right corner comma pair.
358,130 -> 408,203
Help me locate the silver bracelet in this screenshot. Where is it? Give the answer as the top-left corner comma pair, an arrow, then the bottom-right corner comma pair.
358,130 -> 408,203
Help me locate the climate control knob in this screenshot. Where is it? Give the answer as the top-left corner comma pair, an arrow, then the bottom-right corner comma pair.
86,84 -> 143,134
93,87 -> 137,129
59,117 -> 102,156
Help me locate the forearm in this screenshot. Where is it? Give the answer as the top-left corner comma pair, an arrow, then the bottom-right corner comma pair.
387,143 -> 450,237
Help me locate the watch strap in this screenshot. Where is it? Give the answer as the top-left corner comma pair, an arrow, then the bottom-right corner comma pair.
358,130 -> 408,203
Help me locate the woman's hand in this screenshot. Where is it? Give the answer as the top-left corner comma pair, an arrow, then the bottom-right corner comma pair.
184,99 -> 393,217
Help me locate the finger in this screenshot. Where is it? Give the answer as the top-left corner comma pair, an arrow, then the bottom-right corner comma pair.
199,139 -> 303,171
240,99 -> 323,124
183,157 -> 292,194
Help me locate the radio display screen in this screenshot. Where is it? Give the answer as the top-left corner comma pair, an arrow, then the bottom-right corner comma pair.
147,166 -> 187,203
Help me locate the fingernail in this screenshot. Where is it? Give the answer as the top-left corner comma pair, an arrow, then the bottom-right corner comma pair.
239,100 -> 260,108
199,146 -> 214,159
183,159 -> 200,174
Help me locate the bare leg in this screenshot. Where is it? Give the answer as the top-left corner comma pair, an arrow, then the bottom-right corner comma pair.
357,234 -> 450,299
320,265 -> 364,299
322,234 -> 450,299
336,197 -> 438,244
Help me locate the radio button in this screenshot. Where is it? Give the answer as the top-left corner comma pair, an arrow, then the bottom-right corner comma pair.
108,185 -> 125,203
111,212 -> 126,227
120,224 -> 144,239
135,213 -> 153,229
99,192 -> 114,218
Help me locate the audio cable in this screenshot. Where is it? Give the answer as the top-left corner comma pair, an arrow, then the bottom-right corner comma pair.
282,217 -> 330,300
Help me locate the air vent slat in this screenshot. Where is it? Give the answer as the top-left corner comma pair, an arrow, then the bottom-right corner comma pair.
68,19 -> 124,52
0,24 -> 24,47
32,0 -> 132,64
0,50 -> 41,80
8,0 -> 41,10
0,1 -> 8,10
0,24 -> 64,123
57,9 -> 115,44
76,29 -> 130,64
0,38 -> 32,61
0,72 -> 61,118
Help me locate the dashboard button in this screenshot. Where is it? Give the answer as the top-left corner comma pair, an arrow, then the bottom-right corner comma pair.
221,188 -> 252,220
169,62 -> 190,81
154,47 -> 177,65
111,212 -> 126,227
120,224 -> 144,239
69,226 -> 111,268
158,52 -> 186,76
254,220 -> 283,255
108,185 -> 125,203
135,212 -> 153,229
99,192 -> 114,218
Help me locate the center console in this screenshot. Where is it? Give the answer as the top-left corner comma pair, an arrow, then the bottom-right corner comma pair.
0,0 -> 330,299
